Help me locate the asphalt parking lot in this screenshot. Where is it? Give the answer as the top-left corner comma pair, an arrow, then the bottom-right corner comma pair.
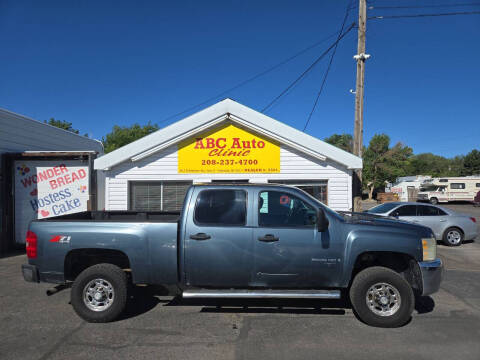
1,204 -> 479,360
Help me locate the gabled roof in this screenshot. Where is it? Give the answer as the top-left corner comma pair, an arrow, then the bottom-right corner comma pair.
94,99 -> 362,170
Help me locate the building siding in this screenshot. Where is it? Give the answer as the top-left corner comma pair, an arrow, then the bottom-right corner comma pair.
105,144 -> 352,211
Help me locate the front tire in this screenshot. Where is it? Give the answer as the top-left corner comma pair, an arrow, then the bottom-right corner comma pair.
442,227 -> 464,246
71,263 -> 128,323
349,267 -> 414,328
429,197 -> 438,205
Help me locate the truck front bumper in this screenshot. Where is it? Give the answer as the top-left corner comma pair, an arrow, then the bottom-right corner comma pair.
22,264 -> 40,283
418,259 -> 443,296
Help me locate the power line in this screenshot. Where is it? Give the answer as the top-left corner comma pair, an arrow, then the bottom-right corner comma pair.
369,10 -> 480,20
155,30 -> 343,125
369,2 -> 480,10
303,1 -> 353,131
261,22 -> 356,113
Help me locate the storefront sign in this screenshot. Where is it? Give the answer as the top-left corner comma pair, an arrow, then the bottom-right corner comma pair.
14,160 -> 89,244
178,124 -> 280,173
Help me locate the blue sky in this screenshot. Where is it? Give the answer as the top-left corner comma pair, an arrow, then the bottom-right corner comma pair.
0,0 -> 479,157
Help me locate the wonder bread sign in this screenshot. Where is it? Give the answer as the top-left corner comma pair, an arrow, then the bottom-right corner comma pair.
178,124 -> 280,173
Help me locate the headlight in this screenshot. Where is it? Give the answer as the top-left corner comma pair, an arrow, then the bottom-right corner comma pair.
422,237 -> 437,261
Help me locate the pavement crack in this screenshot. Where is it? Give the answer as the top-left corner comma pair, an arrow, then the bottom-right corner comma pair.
37,322 -> 85,360
235,316 -> 252,360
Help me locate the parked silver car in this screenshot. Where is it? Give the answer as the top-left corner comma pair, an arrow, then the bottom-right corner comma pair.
365,202 -> 477,246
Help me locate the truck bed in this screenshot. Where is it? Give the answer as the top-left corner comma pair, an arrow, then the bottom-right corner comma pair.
34,211 -> 181,222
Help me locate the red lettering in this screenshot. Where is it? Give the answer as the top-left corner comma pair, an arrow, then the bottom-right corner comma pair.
208,149 -> 219,156
205,138 -> 215,148
216,138 -> 226,148
72,172 -> 80,182
59,164 -> 68,173
194,138 -> 204,149
257,140 -> 265,148
21,176 -> 33,188
78,169 -> 87,179
53,166 -> 61,176
242,141 -> 251,149
57,178 -> 66,187
251,139 -> 257,148
50,180 -> 58,189
231,138 -> 241,148
46,169 -> 55,178
65,174 -> 72,184
38,170 -> 48,182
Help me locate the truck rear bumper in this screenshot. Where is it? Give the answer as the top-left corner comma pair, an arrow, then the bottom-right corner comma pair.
22,264 -> 40,283
418,259 -> 443,296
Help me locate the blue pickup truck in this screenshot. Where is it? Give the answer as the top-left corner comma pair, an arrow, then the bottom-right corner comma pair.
22,184 -> 443,327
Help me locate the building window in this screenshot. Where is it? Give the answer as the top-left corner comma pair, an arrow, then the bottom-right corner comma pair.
439,179 -> 448,182
476,183 -> 480,188
268,180 -> 328,205
450,183 -> 465,190
129,181 -> 192,212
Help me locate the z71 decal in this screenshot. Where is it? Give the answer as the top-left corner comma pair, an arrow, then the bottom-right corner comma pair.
49,235 -> 71,243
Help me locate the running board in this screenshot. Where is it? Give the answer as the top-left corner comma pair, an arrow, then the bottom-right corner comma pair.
182,289 -> 341,299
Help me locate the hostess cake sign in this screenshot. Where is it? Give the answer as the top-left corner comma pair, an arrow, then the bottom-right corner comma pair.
14,160 -> 90,244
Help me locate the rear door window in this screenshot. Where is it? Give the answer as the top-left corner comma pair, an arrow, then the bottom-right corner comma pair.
194,190 -> 246,226
391,205 -> 417,217
417,205 -> 444,216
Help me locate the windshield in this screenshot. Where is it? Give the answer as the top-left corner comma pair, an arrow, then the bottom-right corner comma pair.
366,203 -> 399,214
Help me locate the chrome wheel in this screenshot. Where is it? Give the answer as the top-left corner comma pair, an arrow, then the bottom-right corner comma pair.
446,230 -> 462,245
83,278 -> 115,312
366,282 -> 401,317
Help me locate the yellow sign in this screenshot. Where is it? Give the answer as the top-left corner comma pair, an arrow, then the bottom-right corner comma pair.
178,124 -> 280,173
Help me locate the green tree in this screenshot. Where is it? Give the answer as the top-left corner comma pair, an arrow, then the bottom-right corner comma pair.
102,122 -> 159,153
363,134 -> 412,200
406,153 -> 463,177
44,118 -> 80,134
324,133 -> 353,153
462,149 -> 480,175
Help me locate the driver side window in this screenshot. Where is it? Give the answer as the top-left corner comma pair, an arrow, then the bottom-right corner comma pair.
258,191 -> 317,227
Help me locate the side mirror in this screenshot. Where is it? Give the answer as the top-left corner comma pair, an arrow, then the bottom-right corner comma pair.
391,211 -> 399,218
317,209 -> 329,232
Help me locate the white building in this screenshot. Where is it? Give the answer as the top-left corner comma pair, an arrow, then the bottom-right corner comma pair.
95,99 -> 362,212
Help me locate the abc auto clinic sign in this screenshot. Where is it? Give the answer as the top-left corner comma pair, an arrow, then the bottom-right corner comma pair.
178,124 -> 280,173
14,160 -> 90,244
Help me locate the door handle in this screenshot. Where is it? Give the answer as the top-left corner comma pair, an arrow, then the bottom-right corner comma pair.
258,234 -> 279,242
189,233 -> 211,240
439,219 -> 446,222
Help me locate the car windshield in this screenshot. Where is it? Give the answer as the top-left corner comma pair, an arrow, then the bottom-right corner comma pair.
366,203 -> 399,214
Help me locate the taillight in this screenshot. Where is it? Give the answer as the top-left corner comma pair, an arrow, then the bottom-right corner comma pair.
471,217 -> 477,223
26,231 -> 37,259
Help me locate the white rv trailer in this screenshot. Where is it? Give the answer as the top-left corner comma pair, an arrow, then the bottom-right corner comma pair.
387,175 -> 432,202
417,177 -> 480,204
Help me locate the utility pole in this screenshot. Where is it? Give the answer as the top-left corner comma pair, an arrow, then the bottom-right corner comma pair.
353,0 -> 369,212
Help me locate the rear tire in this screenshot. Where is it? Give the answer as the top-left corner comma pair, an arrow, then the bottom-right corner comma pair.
71,263 -> 128,323
349,266 -> 414,328
429,197 -> 438,205
442,227 -> 464,247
